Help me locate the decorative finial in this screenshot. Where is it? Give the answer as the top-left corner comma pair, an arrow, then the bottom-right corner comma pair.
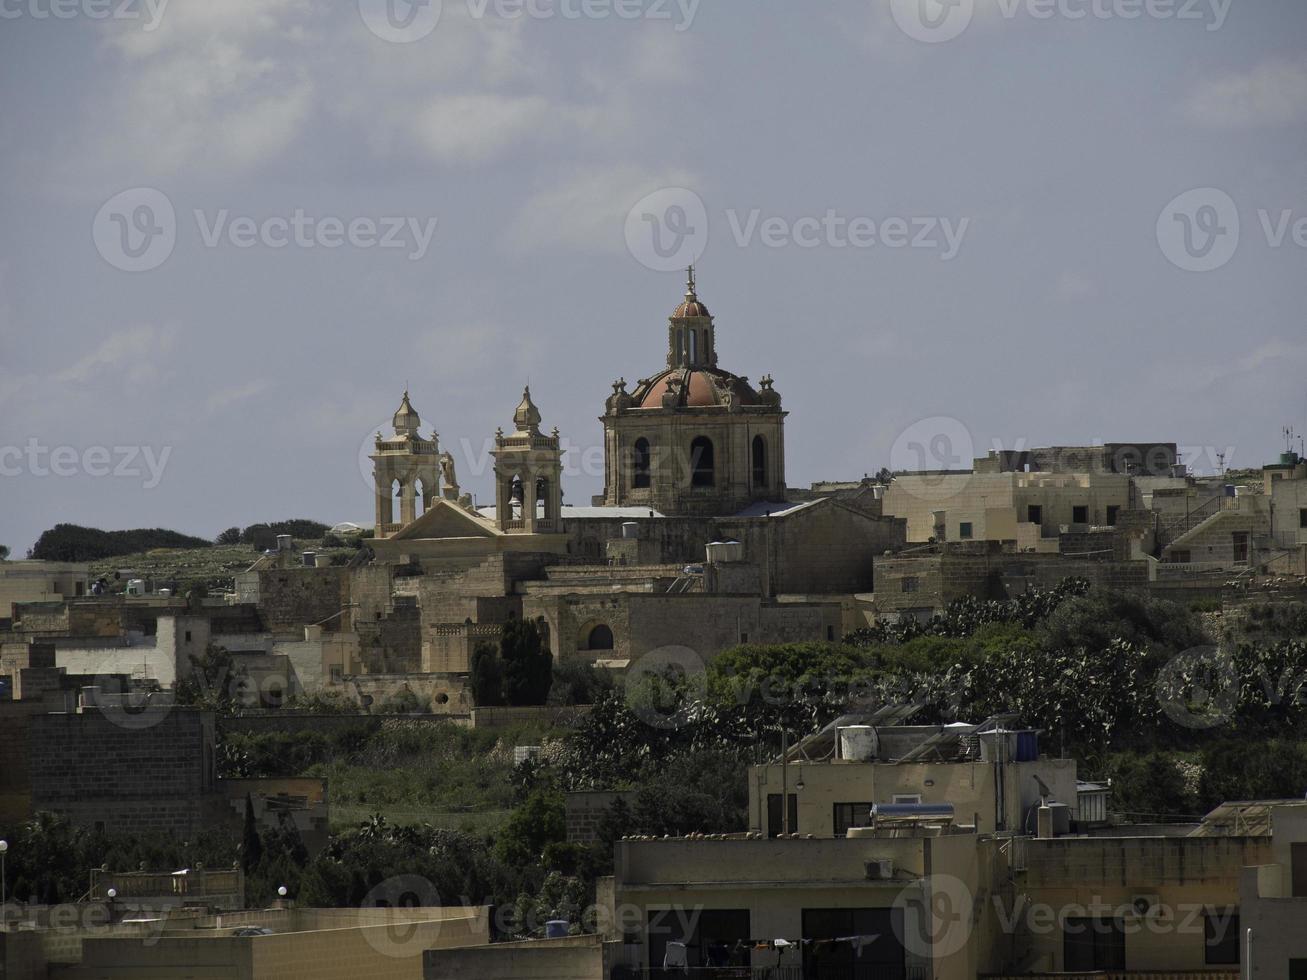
686,264 -> 696,296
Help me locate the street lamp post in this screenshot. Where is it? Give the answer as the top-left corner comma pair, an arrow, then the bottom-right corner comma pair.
0,839 -> 8,913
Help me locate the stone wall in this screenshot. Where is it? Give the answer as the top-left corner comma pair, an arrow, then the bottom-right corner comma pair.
246,566 -> 351,636
28,707 -> 217,837
566,790 -> 636,844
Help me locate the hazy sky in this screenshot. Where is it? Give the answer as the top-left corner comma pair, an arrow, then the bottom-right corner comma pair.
1,0 -> 1304,554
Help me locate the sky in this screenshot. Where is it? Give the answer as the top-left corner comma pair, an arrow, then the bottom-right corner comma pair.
1,0 -> 1305,555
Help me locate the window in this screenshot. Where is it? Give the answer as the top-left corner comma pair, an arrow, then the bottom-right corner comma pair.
1170,550 -> 1191,564
1063,917 -> 1125,971
1027,504 -> 1043,525
1300,507 -> 1307,529
1073,505 -> 1089,524
330,666 -> 343,682
184,630 -> 192,643
647,909 -> 750,971
833,803 -> 874,837
690,436 -> 715,487
1292,842 -> 1307,897
959,522 -> 974,540
752,435 -> 767,488
892,794 -> 922,804
584,624 -> 614,651
826,626 -> 835,641
766,793 -> 798,838
901,576 -> 919,593
1233,531 -> 1250,564
632,438 -> 651,490
1106,505 -> 1120,526
1292,960 -> 1307,980
801,909 -> 905,974
1204,911 -> 1239,965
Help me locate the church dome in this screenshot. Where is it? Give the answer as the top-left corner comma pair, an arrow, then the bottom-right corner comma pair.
633,367 -> 760,409
671,266 -> 710,318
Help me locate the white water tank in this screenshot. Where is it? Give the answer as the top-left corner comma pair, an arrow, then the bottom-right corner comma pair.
838,726 -> 879,762
705,540 -> 745,563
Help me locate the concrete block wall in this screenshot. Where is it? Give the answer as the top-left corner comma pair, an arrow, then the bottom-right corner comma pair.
28,707 -> 216,837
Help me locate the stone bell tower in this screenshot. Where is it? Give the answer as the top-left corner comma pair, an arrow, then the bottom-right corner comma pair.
492,387 -> 564,534
372,391 -> 441,537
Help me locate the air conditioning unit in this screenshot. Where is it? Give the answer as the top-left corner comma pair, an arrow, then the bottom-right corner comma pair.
865,859 -> 894,881
1130,893 -> 1163,918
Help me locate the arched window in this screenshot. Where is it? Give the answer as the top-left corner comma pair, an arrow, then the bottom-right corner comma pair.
632,438 -> 651,489
688,329 -> 698,363
690,436 -> 715,487
585,624 -> 614,651
752,435 -> 767,488
414,478 -> 427,515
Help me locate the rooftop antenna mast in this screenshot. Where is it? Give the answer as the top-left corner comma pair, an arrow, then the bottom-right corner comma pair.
1285,426 -> 1298,456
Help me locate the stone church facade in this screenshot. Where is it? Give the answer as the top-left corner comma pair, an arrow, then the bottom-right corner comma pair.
356,270 -> 906,680
601,268 -> 787,517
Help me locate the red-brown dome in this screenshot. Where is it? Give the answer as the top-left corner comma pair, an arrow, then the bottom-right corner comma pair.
672,297 -> 711,318
633,368 -> 759,409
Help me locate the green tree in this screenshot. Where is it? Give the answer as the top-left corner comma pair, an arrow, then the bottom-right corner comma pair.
470,641 -> 506,707
495,790 -> 566,867
241,795 -> 263,873
500,619 -> 553,707
0,544 -> 9,560
1199,739 -> 1307,810
175,645 -> 243,711
216,527 -> 242,545
1104,752 -> 1197,821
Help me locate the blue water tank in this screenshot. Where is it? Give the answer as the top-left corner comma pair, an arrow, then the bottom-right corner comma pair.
545,920 -> 570,939
1015,731 -> 1039,762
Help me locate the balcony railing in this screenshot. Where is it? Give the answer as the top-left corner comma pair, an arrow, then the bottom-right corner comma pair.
980,972 -> 1238,980
612,968 -> 925,980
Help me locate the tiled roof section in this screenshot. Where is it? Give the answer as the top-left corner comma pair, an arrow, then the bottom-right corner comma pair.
634,368 -> 760,409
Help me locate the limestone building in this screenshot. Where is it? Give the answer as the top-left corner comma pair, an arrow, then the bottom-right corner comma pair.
600,268 -> 787,516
